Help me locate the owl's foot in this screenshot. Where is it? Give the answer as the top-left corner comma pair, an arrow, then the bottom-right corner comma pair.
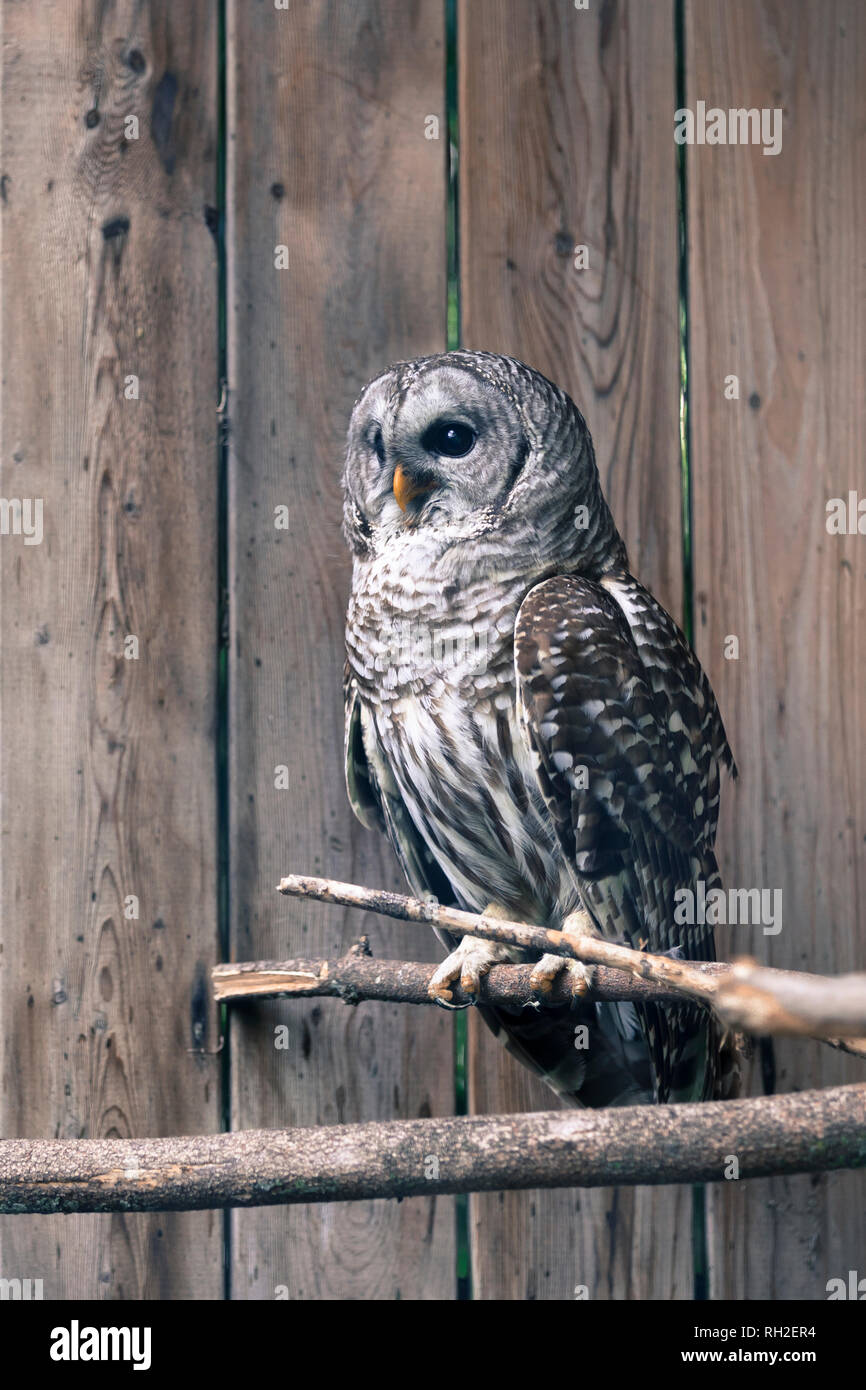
528,953 -> 594,1004
428,935 -> 513,1010
534,905 -> 596,1002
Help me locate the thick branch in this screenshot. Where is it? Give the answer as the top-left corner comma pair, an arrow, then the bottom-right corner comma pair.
276,873 -> 866,1049
1,1084 -> 863,1213
212,952 -> 727,1010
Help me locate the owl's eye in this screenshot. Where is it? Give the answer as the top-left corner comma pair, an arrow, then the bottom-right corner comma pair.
423,420 -> 476,458
372,428 -> 386,464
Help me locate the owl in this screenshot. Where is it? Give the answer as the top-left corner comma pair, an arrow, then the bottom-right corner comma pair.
342,351 -> 736,1106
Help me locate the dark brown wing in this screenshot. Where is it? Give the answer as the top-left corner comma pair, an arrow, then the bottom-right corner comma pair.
515,573 -> 736,1100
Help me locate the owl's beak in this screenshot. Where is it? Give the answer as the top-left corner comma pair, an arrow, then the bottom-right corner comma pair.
393,463 -> 436,512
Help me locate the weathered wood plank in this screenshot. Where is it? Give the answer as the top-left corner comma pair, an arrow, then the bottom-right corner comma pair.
0,1 -> 221,1298
226,0 -> 455,1300
686,0 -> 866,1298
459,0 -> 690,1298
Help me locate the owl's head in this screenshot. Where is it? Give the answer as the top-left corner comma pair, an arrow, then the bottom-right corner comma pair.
342,351 -> 626,583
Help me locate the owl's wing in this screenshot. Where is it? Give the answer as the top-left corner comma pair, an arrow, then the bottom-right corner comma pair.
344,665 -> 385,835
344,667 -> 458,912
514,573 -> 736,1100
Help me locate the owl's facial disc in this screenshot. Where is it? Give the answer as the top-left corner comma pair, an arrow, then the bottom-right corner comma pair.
343,359 -> 530,551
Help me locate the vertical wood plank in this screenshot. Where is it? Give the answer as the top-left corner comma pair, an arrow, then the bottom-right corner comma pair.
687,0 -> 866,1299
226,0 -> 455,1300
0,2 -> 221,1298
459,0 -> 690,1298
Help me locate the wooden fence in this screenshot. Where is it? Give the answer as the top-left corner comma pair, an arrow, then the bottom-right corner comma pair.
0,0 -> 863,1300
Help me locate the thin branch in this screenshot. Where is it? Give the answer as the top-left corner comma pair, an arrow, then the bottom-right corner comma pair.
278,872 -> 577,956
276,873 -> 866,1047
1,1084 -> 863,1213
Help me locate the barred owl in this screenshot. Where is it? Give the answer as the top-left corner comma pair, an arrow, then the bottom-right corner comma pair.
342,351 -> 736,1106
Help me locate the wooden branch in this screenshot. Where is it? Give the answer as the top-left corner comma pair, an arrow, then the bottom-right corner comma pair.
212,952 -> 728,1010
1,1084 -> 863,1213
277,872 -> 576,956
213,953 -> 866,1060
276,873 -> 866,1050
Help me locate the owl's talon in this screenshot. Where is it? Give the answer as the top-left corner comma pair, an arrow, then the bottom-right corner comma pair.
428,934 -> 512,1009
429,991 -> 468,1012
529,953 -> 594,1003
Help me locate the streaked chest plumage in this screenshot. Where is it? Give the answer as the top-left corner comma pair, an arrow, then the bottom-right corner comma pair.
345,545 -> 577,923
